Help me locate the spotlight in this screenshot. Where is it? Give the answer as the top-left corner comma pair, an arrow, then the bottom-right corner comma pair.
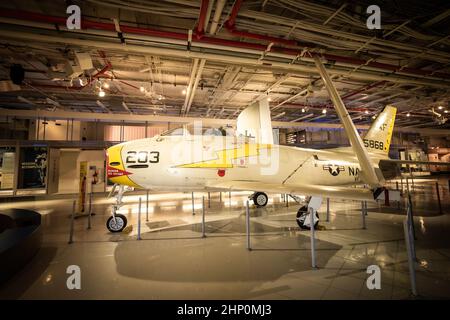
372,115 -> 376,119
322,109 -> 327,114
364,110 -> 369,114
98,90 -> 106,97
301,108 -> 305,113
103,82 -> 110,89
140,86 -> 145,92
406,113 -> 410,117
182,89 -> 187,95
445,110 -> 449,113
267,97 -> 272,102
438,106 -> 443,110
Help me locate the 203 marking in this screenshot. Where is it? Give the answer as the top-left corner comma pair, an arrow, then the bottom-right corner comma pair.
126,151 -> 160,164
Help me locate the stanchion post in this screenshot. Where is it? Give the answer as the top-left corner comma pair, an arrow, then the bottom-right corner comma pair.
87,189 -> 92,230
436,182 -> 442,215
384,189 -> 390,207
191,192 -> 195,215
208,191 -> 211,208
310,207 -> 317,269
326,198 -> 330,222
68,200 -> 75,244
361,201 -> 367,229
219,192 -> 222,203
407,193 -> 417,240
146,190 -> 149,222
286,194 -> 289,207
202,196 -> 206,238
406,201 -> 416,261
246,200 -> 251,251
403,219 -> 418,296
406,178 -> 410,193
137,197 -> 142,240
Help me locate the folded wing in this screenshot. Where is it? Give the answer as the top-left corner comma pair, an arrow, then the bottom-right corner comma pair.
207,180 -> 378,202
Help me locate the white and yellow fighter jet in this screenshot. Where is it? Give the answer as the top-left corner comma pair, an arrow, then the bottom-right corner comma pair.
104,58 -> 449,232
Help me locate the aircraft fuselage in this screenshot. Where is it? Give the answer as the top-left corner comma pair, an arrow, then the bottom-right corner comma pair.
107,135 -> 384,192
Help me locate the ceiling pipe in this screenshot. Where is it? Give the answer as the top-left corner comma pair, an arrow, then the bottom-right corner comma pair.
185,59 -> 206,115
182,58 -> 199,112
209,0 -> 226,35
223,0 -> 297,46
204,0 -> 215,32
221,4 -> 450,78
1,9 -> 449,80
2,29 -> 450,89
195,0 -> 210,37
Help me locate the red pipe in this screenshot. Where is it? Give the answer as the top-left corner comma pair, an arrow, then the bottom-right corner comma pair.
2,9 -> 449,80
228,29 -> 297,46
225,0 -> 244,29
195,0 -> 210,37
341,81 -> 386,100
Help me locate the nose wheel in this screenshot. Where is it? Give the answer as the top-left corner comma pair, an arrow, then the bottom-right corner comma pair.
252,192 -> 268,207
106,213 -> 127,232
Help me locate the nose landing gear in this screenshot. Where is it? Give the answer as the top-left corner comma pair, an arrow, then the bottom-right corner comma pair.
106,184 -> 129,233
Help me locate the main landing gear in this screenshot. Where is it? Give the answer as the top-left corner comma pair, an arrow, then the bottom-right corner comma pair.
106,184 -> 128,233
296,205 -> 319,230
251,192 -> 268,207
294,196 -> 322,230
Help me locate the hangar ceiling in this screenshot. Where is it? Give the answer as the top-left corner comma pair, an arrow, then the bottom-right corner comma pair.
0,0 -> 449,130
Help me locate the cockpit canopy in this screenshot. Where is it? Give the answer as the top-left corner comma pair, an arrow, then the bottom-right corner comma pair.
160,124 -> 235,137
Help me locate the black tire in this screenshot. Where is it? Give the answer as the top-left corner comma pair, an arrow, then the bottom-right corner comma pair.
296,205 -> 319,230
253,192 -> 268,207
106,214 -> 127,233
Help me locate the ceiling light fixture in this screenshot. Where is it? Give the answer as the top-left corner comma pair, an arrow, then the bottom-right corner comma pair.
140,86 -> 145,92
182,89 -> 187,95
322,108 -> 327,114
406,113 -> 411,117
438,106 -> 443,110
103,82 -> 110,89
98,90 -> 106,97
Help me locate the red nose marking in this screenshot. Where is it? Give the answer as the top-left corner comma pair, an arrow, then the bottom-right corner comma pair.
107,166 -> 132,178
217,169 -> 226,177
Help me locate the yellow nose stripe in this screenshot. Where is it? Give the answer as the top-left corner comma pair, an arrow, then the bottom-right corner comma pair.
107,145 -> 142,189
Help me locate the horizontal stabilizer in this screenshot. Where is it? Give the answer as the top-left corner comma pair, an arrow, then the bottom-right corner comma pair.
380,159 -> 450,166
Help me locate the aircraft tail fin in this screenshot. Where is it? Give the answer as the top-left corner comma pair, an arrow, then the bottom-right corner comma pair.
364,105 -> 396,156
236,98 -> 274,144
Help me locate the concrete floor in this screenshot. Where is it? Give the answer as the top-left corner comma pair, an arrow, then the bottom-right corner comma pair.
0,177 -> 449,300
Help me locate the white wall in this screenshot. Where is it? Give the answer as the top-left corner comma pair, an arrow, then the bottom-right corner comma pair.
35,120 -> 81,141
58,149 -> 105,194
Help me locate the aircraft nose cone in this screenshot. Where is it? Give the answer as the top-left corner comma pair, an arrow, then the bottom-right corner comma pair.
106,145 -> 141,189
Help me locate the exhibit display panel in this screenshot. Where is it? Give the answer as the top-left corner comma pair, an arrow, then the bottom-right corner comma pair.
17,146 -> 48,190
0,147 -> 16,192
